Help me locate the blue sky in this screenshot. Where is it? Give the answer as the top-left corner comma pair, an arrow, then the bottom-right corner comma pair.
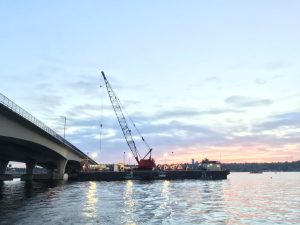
1,1 -> 299,164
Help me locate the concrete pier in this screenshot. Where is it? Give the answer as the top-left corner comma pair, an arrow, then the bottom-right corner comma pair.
0,160 -> 8,174
0,160 -> 12,181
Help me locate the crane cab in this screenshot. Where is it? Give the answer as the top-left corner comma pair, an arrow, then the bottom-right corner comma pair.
138,158 -> 156,170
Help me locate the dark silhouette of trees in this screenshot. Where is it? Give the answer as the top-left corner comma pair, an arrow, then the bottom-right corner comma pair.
223,161 -> 300,172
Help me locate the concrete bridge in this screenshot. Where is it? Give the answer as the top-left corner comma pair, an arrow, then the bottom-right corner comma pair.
0,93 -> 97,181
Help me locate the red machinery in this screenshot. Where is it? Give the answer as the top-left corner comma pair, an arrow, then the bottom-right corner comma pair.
101,71 -> 156,170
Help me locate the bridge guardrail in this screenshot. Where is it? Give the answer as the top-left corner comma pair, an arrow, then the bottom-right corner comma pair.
0,93 -> 92,161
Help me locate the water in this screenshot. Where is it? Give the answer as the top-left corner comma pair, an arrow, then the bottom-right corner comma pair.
0,172 -> 299,225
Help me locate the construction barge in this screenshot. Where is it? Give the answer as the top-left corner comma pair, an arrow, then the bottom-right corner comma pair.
77,72 -> 229,182
76,159 -> 230,181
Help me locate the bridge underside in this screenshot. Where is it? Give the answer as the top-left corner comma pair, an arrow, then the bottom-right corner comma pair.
0,136 -> 81,180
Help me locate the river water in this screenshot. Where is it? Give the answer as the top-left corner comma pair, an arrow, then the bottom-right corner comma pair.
0,172 -> 299,225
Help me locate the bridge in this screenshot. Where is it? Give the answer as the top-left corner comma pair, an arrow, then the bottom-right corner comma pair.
0,93 -> 97,181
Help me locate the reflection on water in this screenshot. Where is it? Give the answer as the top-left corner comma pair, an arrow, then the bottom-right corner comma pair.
157,180 -> 170,216
83,181 -> 98,219
122,180 -> 136,225
161,180 -> 170,204
0,173 -> 300,225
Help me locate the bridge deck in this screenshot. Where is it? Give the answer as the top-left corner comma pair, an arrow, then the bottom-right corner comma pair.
0,93 -> 97,164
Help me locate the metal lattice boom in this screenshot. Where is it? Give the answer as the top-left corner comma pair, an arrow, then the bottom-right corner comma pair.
101,71 -> 140,164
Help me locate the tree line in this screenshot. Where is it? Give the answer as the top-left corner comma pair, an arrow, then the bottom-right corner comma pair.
223,161 -> 300,172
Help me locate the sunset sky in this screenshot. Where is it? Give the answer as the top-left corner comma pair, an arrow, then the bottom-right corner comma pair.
1,1 -> 299,164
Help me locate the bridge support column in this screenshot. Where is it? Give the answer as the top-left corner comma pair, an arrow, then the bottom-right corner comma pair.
0,160 -> 9,174
52,159 -> 68,180
0,160 -> 12,181
21,160 -> 37,181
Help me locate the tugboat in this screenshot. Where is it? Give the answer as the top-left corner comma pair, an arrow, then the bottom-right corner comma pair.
200,159 -> 230,180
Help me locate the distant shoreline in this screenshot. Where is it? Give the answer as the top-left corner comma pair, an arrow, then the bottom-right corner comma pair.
223,161 -> 300,172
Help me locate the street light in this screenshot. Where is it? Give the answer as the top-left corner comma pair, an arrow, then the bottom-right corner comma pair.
91,152 -> 98,159
60,116 -> 67,139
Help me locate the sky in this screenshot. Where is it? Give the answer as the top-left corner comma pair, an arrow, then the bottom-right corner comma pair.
0,1 -> 299,164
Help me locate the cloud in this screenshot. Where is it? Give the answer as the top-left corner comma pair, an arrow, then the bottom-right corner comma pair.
37,103 -> 300,163
205,76 -> 221,83
226,133 -> 300,148
254,78 -> 266,85
66,103 -> 110,118
225,96 -> 272,107
153,107 -> 244,120
25,89 -> 296,163
24,94 -> 62,114
255,112 -> 300,131
155,109 -> 200,119
67,74 -> 103,97
265,62 -> 290,70
202,108 -> 244,114
72,81 -> 98,95
34,83 -> 56,93
62,108 -> 227,153
272,74 -> 284,79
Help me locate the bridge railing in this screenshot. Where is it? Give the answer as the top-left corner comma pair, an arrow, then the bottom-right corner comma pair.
0,93 -> 91,160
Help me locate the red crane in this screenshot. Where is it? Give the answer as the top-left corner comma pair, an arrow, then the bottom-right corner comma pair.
101,71 -> 156,170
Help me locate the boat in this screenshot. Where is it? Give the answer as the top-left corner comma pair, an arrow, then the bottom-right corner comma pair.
198,159 -> 230,180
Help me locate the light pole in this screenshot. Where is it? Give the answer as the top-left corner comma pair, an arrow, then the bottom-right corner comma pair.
62,116 -> 67,139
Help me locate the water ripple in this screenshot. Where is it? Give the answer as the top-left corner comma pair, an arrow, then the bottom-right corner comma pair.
0,173 -> 300,225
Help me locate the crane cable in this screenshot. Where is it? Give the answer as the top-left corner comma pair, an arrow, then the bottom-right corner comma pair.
99,83 -> 104,153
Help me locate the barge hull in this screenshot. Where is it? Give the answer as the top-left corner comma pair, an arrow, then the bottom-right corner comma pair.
77,170 -> 230,181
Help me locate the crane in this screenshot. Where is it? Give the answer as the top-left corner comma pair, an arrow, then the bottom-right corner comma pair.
101,71 -> 156,170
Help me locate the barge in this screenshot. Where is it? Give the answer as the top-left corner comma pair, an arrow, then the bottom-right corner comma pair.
76,73 -> 229,182
76,159 -> 230,181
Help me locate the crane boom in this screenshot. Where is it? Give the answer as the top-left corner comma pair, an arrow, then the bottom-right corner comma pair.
101,71 -> 140,164
101,71 -> 156,170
